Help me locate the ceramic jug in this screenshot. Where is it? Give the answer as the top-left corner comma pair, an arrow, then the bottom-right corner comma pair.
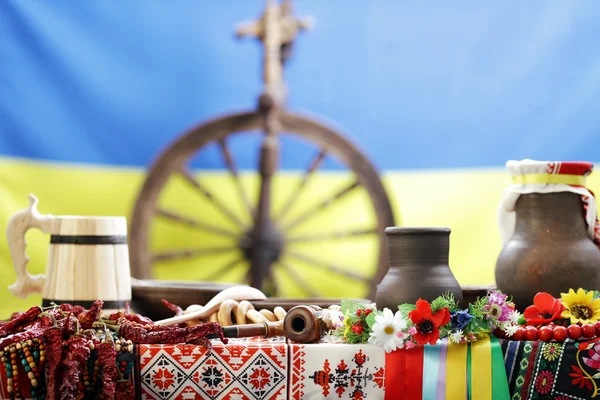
496,192 -> 600,310
375,227 -> 463,309
495,160 -> 600,310
7,194 -> 132,310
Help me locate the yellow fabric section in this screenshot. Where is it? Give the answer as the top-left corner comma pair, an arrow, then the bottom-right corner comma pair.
1,157 -> 600,319
445,341 -> 468,399
470,336 -> 492,400
511,173 -> 586,186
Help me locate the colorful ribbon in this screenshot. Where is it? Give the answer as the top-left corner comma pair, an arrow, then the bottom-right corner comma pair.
436,339 -> 448,399
470,336 -> 492,400
490,336 -> 511,400
422,342 -> 442,400
404,346 -> 424,400
385,347 -> 405,400
385,336 -> 511,399
446,340 -> 468,399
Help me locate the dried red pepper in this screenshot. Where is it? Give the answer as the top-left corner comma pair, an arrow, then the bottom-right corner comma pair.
77,300 -> 104,329
0,305 -> 41,337
0,315 -> 52,348
119,321 -> 226,345
59,335 -> 90,400
97,342 -> 118,400
44,326 -> 64,400
108,311 -> 153,326
115,380 -> 135,400
9,311 -> 23,320
161,299 -> 184,316
60,303 -> 85,316
62,313 -> 77,338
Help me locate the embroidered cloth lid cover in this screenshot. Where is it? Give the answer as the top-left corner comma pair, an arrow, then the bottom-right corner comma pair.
506,159 -> 593,186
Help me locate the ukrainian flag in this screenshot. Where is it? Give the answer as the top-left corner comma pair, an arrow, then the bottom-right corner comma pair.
1,1 -> 599,319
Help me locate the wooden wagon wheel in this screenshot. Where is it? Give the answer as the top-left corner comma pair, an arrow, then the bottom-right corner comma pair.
128,0 -> 396,300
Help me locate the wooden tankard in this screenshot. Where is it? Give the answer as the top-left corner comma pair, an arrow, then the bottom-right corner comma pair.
6,194 -> 132,310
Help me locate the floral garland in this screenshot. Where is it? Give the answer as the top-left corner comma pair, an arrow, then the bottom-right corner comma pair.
332,290 -> 521,353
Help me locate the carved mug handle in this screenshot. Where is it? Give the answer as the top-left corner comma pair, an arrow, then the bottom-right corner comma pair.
7,194 -> 53,299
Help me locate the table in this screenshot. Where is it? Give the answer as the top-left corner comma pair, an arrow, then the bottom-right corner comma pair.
1,336 -> 597,399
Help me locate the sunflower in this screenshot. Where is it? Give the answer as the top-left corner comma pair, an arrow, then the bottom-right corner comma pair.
560,288 -> 600,324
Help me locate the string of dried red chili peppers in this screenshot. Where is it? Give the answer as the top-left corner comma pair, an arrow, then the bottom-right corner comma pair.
0,300 -> 225,399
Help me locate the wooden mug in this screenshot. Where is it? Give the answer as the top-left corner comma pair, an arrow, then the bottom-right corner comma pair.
6,194 -> 132,310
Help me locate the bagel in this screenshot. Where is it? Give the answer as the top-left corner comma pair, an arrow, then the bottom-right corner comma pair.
209,312 -> 219,323
217,299 -> 239,326
235,300 -> 255,325
246,308 -> 268,323
273,306 -> 287,321
259,309 -> 278,322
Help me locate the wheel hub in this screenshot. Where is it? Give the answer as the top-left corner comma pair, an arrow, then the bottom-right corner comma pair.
239,223 -> 285,265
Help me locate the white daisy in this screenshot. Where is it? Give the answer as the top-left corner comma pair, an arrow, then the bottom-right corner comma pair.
509,310 -> 521,325
368,308 -> 407,353
503,323 -> 519,337
450,330 -> 464,344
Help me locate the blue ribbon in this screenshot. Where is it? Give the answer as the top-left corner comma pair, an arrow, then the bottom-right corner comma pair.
422,340 -> 442,400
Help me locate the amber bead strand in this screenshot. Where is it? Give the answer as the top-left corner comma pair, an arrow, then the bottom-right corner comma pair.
8,344 -> 22,400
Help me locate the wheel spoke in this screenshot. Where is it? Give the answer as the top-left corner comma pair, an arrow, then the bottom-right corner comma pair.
276,148 -> 327,220
152,245 -> 236,263
155,208 -> 239,239
286,227 -> 377,243
267,268 -> 279,296
204,256 -> 244,282
282,180 -> 360,231
218,138 -> 256,219
179,167 -> 246,228
278,261 -> 320,297
287,251 -> 370,283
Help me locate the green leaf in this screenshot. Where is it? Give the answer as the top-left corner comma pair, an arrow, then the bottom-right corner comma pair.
341,300 -> 367,314
398,303 -> 417,318
366,312 -> 378,329
518,315 -> 526,325
430,296 -> 450,313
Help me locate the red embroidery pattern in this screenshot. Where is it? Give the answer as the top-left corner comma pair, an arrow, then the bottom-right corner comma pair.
307,349 -> 385,400
139,342 -> 287,400
290,346 -> 306,400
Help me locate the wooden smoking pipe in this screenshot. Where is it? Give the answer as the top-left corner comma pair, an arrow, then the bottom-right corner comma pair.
211,305 -> 331,344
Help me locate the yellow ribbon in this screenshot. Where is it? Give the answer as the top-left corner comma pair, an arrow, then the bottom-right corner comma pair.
446,341 -> 468,399
471,337 -> 492,400
511,173 -> 585,186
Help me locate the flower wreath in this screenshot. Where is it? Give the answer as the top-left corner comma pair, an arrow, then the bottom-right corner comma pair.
330,288 -> 600,353
331,290 -> 520,353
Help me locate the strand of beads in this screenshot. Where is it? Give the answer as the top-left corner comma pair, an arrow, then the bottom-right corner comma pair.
500,321 -> 600,342
1,347 -> 16,400
5,344 -> 22,400
85,336 -> 102,396
18,339 -> 45,400
115,338 -> 134,380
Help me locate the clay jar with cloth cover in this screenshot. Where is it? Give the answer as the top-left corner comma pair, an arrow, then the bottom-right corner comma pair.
495,160 -> 600,310
375,227 -> 463,309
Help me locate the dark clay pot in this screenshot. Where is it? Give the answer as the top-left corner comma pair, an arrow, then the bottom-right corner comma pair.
495,192 -> 600,311
375,227 -> 463,310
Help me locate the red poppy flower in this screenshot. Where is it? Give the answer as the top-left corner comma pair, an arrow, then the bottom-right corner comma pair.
408,299 -> 451,345
523,292 -> 564,325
